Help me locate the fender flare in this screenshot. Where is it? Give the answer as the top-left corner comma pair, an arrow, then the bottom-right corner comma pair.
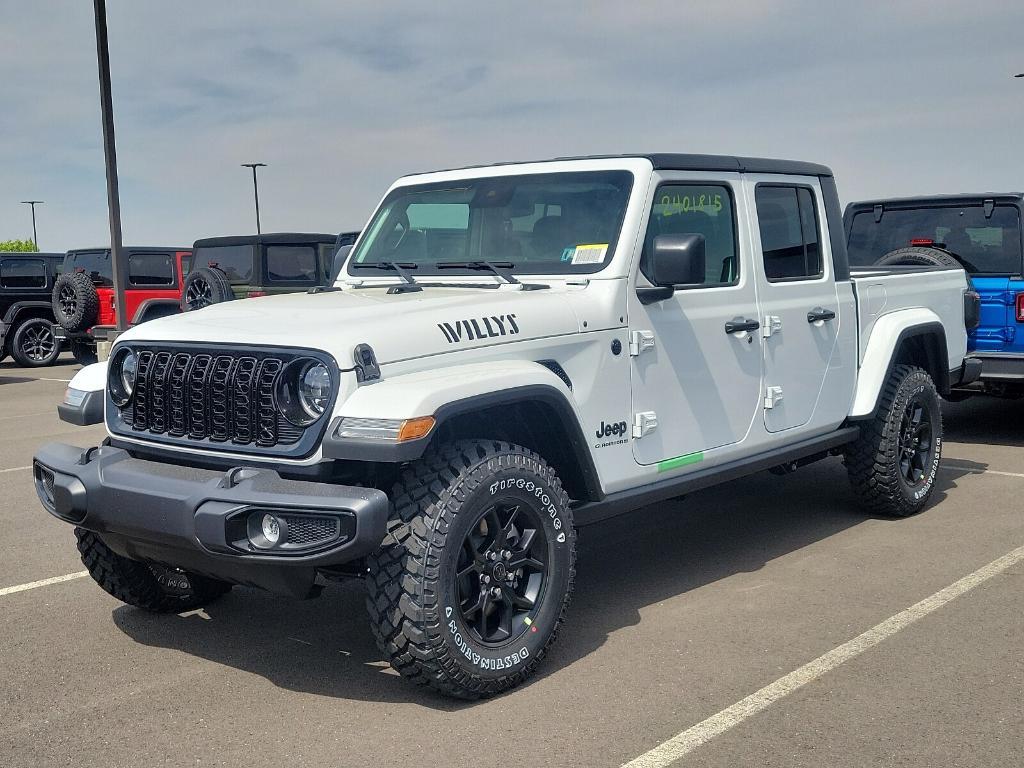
322,361 -> 603,500
130,298 -> 181,325
2,300 -> 54,326
849,311 -> 949,419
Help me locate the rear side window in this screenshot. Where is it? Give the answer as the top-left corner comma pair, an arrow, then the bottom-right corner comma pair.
0,259 -> 46,289
192,245 -> 253,284
756,186 -> 822,281
847,205 -> 1023,275
266,245 -> 318,282
641,184 -> 739,287
128,252 -> 174,286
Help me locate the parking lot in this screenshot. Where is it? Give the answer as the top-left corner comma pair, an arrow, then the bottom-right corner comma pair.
1,356 -> 1021,768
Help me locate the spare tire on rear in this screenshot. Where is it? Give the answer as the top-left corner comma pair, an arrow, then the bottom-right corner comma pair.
181,266 -> 233,311
874,246 -> 963,269
52,272 -> 100,332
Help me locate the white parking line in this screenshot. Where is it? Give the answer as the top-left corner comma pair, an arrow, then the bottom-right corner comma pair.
621,543 -> 1024,768
0,411 -> 53,421
944,463 -> 1024,479
0,465 -> 31,474
0,571 -> 88,597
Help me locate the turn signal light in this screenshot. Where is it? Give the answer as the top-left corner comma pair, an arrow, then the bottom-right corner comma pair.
397,416 -> 435,442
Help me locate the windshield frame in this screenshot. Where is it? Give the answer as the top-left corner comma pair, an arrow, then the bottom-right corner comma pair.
344,168 -> 637,280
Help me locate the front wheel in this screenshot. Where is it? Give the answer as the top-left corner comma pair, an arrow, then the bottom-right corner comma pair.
70,339 -> 98,366
845,364 -> 943,517
366,440 -> 576,699
76,528 -> 232,612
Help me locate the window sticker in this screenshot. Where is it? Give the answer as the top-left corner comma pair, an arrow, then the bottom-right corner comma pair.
570,243 -> 608,265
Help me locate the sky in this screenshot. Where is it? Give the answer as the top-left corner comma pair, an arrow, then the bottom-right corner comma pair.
1,1 -> 1023,252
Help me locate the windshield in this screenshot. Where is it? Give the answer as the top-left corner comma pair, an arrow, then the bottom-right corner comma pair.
848,204 -> 1023,275
347,171 -> 633,277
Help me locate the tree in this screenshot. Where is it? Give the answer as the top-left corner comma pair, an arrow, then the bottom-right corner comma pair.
0,239 -> 39,252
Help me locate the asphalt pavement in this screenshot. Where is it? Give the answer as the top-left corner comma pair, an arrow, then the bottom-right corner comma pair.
1,356 -> 1021,767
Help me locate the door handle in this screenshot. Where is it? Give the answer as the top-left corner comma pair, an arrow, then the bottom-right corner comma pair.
724,318 -> 760,334
807,308 -> 836,323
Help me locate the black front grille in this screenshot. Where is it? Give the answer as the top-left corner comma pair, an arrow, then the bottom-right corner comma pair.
114,345 -> 328,453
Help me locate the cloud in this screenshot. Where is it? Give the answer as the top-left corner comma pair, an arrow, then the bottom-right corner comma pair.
0,0 -> 1022,249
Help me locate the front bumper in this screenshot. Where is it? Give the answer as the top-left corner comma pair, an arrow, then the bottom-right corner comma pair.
33,443 -> 389,597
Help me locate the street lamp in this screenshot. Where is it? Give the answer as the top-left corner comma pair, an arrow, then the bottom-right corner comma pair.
241,162 -> 267,234
20,200 -> 43,249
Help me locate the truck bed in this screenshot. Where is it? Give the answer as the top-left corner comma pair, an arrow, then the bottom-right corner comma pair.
851,265 -> 970,367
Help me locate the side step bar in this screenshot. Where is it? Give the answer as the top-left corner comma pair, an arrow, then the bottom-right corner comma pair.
573,426 -> 860,527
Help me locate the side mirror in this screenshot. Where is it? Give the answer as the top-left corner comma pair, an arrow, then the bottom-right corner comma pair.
638,233 -> 706,304
331,245 -> 353,282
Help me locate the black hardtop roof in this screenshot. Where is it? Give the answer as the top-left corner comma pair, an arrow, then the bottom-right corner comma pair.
193,232 -> 347,248
848,193 -> 1024,211
0,251 -> 64,259
414,153 -> 833,178
65,246 -> 191,256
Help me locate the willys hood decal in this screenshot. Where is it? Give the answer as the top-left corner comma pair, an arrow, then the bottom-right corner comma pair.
119,286 -> 582,366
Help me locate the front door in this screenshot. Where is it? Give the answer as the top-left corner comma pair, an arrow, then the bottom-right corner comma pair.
747,179 -> 842,433
629,175 -> 763,467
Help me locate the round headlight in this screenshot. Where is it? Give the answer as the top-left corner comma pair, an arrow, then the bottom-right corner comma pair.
277,358 -> 333,426
109,347 -> 137,407
299,363 -> 331,419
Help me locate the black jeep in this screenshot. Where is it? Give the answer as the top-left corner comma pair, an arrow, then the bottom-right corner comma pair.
0,252 -> 66,367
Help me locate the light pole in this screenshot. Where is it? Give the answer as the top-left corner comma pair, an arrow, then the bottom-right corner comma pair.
93,0 -> 128,333
20,200 -> 43,249
241,162 -> 267,234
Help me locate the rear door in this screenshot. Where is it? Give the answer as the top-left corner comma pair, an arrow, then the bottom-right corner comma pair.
747,178 -> 843,433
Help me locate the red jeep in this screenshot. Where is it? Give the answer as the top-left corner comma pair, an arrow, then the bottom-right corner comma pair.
52,247 -> 192,364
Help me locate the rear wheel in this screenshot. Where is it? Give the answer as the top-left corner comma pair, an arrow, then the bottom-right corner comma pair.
76,528 -> 232,612
845,364 -> 943,517
366,440 -> 576,699
10,318 -> 60,367
70,339 -> 98,366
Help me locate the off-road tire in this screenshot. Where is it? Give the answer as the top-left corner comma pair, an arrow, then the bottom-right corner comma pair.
875,246 -> 963,270
70,339 -> 98,366
10,317 -> 61,367
75,528 -> 232,612
181,266 -> 233,311
366,440 -> 576,699
52,272 -> 99,332
845,364 -> 943,517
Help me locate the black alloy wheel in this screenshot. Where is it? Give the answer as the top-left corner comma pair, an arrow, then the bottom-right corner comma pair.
456,500 -> 547,647
897,396 -> 934,487
58,284 -> 78,319
184,276 -> 213,310
20,322 -> 56,363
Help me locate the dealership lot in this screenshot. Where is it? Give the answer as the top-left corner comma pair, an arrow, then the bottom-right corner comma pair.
1,358 -> 1021,767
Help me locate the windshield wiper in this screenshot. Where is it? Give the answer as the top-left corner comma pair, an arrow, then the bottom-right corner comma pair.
435,260 -> 520,285
350,261 -> 422,292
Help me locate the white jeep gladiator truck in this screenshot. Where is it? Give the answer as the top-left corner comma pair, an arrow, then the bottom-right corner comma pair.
34,154 -> 979,699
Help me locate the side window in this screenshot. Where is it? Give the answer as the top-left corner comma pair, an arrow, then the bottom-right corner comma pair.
180,255 -> 192,277
0,259 -> 46,289
266,245 -> 318,282
755,186 -> 822,281
641,184 -> 738,287
128,252 -> 174,286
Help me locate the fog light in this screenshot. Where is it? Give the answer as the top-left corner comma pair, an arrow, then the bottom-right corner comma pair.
262,514 -> 281,545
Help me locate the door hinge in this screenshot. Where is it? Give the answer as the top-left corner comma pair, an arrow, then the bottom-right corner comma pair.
762,315 -> 782,338
629,330 -> 656,356
764,386 -> 784,409
633,411 -> 658,438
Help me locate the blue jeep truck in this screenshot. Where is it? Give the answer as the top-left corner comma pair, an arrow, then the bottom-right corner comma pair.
845,194 -> 1023,398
